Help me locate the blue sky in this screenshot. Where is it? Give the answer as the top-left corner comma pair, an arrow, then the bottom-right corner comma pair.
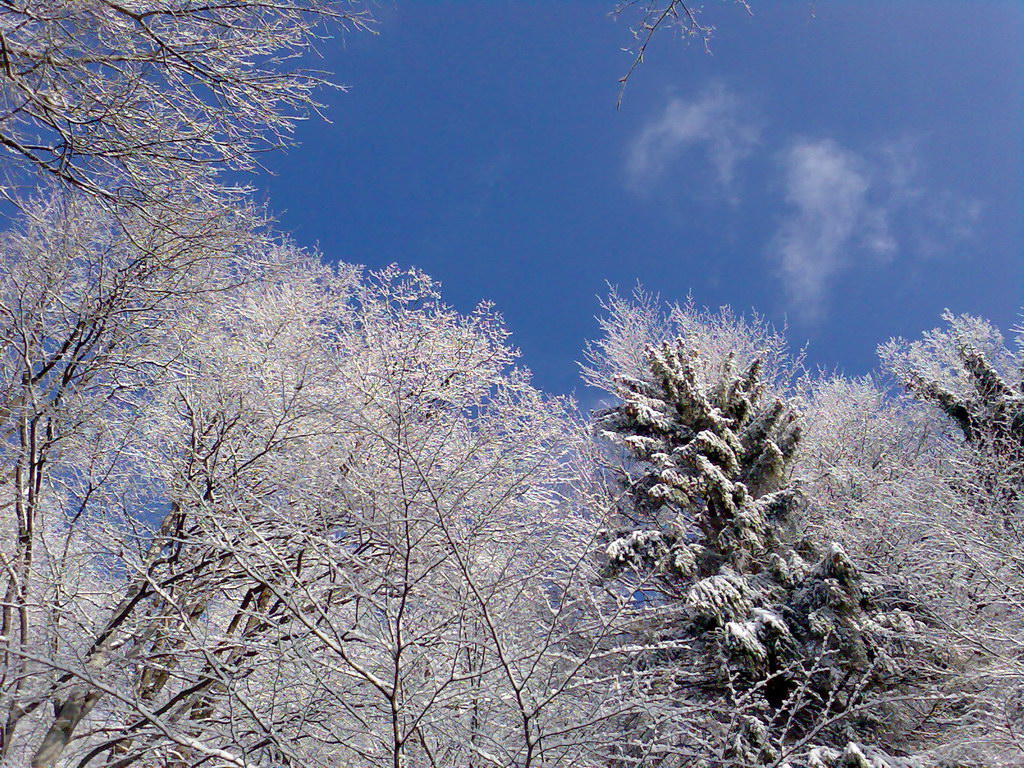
255,1 -> 1023,397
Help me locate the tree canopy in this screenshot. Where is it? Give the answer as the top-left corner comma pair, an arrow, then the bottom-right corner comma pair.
0,2 -> 1020,767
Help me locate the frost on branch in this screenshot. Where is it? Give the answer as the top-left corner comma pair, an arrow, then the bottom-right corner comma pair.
875,311 -> 1024,762
594,327 -> 934,765
881,310 -> 1024,461
881,310 -> 1024,527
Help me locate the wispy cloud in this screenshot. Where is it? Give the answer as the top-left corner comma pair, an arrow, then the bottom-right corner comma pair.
626,84 -> 761,195
771,140 -> 885,319
770,138 -> 980,320
625,86 -> 981,321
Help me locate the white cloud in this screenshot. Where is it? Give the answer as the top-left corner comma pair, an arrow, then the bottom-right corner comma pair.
625,88 -> 981,321
626,84 -> 761,194
771,140 -> 882,318
770,138 -> 980,320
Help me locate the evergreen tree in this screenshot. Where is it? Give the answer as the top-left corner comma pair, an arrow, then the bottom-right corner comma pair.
882,310 -> 1024,508
595,330 -> 939,766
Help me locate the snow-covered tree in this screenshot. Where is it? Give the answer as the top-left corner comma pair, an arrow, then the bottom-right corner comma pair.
0,193 -> 324,766
881,310 -> 1023,496
0,0 -> 373,209
0,195 -> 623,768
860,311 -> 1024,765
177,265 -> 607,768
585,294 -> 944,767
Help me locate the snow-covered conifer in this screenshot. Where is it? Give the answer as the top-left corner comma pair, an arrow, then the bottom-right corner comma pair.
881,311 -> 1023,460
589,297 -> 942,767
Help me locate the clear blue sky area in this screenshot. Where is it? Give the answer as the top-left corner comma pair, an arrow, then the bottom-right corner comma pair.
254,1 -> 1023,397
